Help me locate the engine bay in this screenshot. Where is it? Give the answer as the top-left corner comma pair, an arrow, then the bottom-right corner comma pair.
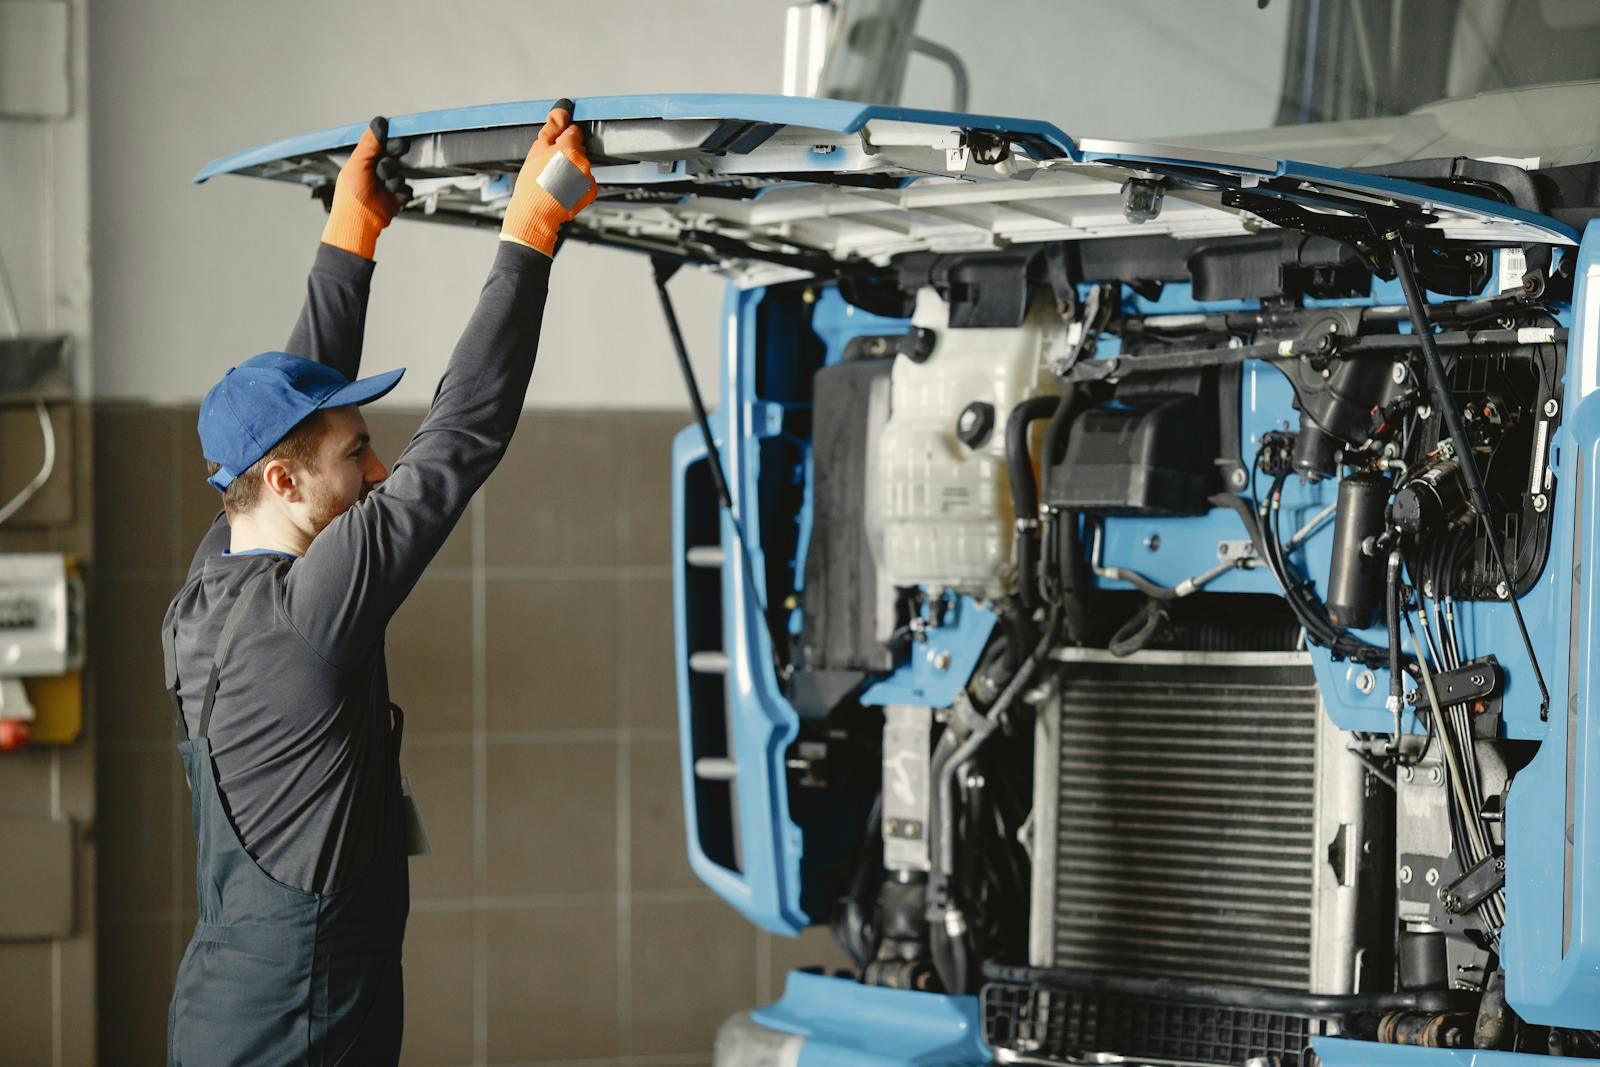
708,219 -> 1596,1060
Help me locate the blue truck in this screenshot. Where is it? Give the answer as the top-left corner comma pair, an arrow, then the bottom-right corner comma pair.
206,14 -> 1600,1062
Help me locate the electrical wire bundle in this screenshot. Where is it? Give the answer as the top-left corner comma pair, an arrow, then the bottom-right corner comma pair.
1405,533 -> 1507,938
1250,456 -> 1391,669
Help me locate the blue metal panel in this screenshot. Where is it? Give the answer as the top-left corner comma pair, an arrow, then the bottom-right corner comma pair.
859,594 -> 998,708
669,285 -> 809,935
194,93 -> 1083,182
752,971 -> 988,1067
1500,219 -> 1600,1027
1315,1036 -> 1566,1067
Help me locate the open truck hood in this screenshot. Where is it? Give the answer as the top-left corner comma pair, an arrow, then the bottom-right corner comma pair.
198,93 -> 1577,284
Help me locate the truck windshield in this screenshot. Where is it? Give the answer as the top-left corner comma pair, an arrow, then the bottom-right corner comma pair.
893,0 -> 1600,159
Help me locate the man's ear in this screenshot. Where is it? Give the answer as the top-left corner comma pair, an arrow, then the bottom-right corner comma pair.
261,457 -> 303,504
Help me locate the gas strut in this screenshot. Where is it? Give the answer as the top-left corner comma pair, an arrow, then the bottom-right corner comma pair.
1386,236 -> 1551,720
650,257 -> 781,670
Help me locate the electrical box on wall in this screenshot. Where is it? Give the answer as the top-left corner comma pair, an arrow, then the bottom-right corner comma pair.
0,553 -> 85,749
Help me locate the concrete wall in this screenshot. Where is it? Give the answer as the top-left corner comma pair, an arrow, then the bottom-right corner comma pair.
88,0 -> 795,407
0,1 -> 96,1064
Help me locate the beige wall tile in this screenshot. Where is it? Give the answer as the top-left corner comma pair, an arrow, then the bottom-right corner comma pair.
617,411 -> 685,567
92,575 -> 180,743
619,575 -> 675,728
485,577 -> 620,731
399,741 -> 474,900
0,941 -> 56,1065
386,577 -> 474,733
484,741 -> 616,897
96,749 -> 175,914
94,406 -> 178,570
399,909 -> 474,1067
630,896 -> 759,1055
99,920 -> 177,1065
629,736 -> 698,893
484,413 -> 620,567
485,904 -> 618,1063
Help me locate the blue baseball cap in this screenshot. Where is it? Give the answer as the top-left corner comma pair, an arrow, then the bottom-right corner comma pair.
199,352 -> 405,490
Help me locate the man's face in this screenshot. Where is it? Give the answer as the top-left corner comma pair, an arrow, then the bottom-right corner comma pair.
300,406 -> 388,535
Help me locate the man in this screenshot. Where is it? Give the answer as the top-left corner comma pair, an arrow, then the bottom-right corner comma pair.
161,100 -> 596,1066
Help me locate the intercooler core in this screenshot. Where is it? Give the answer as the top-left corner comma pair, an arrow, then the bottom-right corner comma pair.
1028,651 -> 1368,994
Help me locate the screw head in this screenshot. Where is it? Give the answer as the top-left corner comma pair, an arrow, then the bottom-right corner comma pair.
1425,867 -> 1440,886
1392,362 -> 1408,384
1355,670 -> 1376,695
1145,533 -> 1162,552
1401,765 -> 1415,783
1399,864 -> 1414,885
1231,466 -> 1249,489
1534,493 -> 1549,513
932,650 -> 953,672
1429,766 -> 1443,785
1496,581 -> 1511,599
1546,398 -> 1560,418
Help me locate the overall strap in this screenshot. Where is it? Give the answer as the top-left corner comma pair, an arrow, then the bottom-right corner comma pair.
163,609 -> 187,739
196,570 -> 272,741
164,575 -> 204,740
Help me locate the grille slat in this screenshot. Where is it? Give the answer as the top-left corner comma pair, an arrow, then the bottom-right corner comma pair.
1049,661 -> 1323,990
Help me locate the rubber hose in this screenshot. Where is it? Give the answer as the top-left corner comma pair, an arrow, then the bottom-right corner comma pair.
1040,385 -> 1091,639
1006,395 -> 1065,612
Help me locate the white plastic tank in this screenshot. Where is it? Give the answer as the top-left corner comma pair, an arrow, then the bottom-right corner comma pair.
870,287 -> 1063,595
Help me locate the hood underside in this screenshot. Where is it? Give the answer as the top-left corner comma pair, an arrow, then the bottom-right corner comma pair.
197,93 -> 1577,284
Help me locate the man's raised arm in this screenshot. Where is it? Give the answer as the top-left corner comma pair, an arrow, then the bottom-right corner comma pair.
286,102 -> 597,662
185,118 -> 412,577
285,117 -> 412,378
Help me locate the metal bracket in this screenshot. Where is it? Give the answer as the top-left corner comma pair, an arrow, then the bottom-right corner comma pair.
1442,852 -> 1506,916
1405,656 -> 1501,716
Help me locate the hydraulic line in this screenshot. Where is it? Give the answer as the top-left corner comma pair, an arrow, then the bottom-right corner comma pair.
1388,238 -> 1550,719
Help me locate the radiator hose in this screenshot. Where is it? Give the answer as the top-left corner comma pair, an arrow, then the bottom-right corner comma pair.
928,610 -> 1063,993
1005,395 -> 1065,614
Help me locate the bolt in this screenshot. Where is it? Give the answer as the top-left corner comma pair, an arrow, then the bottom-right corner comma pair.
1429,766 -> 1443,785
1392,362 -> 1408,384
885,818 -> 900,834
1401,765 -> 1414,783
1496,581 -> 1511,600
1534,493 -> 1548,513
1145,533 -> 1162,552
1426,867 -> 1440,886
1399,864 -> 1413,885
1470,673 -> 1487,687
1355,670 -> 1376,695
932,650 -> 952,672
1321,368 -> 1331,380
1546,398 -> 1560,418
1231,467 -> 1249,489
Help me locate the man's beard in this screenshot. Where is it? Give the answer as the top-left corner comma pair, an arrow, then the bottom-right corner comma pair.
307,482 -> 365,536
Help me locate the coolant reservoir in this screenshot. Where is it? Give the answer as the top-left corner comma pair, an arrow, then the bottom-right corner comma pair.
871,288 -> 1062,594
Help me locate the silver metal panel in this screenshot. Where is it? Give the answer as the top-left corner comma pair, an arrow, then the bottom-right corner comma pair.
882,705 -> 933,872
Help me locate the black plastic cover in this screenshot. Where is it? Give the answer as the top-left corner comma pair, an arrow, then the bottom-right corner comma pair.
1042,394 -> 1210,515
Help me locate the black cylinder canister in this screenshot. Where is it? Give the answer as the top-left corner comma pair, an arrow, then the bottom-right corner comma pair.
1326,470 -> 1391,630
1391,459 -> 1472,535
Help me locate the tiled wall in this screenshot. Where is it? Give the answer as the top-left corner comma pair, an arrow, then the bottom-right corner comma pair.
0,401 -> 96,1066
92,404 -> 849,1067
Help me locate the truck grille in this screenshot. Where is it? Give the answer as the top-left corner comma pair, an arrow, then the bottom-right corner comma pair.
1038,655 -> 1325,990
983,980 -> 1329,1067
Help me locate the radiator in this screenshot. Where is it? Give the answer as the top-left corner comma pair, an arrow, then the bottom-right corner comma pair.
1028,650 -> 1367,994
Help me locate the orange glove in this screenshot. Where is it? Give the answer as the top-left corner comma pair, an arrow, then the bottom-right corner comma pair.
500,99 -> 598,257
321,116 -> 412,260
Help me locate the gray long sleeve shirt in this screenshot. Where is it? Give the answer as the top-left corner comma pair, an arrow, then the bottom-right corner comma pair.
165,240 -> 551,892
